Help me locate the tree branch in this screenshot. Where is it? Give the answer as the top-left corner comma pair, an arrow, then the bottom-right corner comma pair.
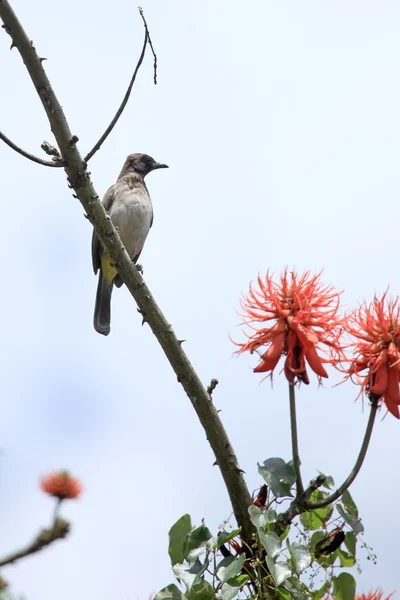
0,129 -> 63,167
0,0 -> 255,543
84,7 -> 154,163
0,518 -> 70,568
275,474 -> 326,534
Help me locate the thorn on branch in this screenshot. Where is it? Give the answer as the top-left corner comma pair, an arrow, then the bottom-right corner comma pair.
39,56 -> 47,62
178,339 -> 186,345
207,378 -> 219,397
69,135 -> 79,146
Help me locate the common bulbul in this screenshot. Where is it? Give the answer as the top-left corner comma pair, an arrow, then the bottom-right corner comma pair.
92,153 -> 168,336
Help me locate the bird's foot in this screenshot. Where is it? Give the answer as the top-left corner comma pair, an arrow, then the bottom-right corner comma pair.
136,263 -> 144,274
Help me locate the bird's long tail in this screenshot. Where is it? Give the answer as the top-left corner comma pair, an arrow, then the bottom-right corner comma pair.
93,272 -> 113,336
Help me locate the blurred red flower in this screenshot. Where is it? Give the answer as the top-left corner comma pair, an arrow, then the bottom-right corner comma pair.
345,292 -> 400,419
40,471 -> 82,500
234,269 -> 344,384
354,591 -> 394,600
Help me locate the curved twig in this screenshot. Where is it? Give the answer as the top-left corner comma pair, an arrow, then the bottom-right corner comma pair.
0,130 -> 63,167
303,396 -> 378,509
84,8 -> 155,163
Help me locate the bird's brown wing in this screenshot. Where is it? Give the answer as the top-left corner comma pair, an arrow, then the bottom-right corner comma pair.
91,185 -> 115,274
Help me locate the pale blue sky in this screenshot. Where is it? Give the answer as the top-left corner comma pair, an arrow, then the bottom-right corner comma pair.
1,0 -> 400,597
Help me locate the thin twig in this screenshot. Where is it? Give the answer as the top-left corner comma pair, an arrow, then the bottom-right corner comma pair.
0,0 -> 255,544
84,7 -> 154,163
0,518 -> 70,568
303,396 -> 378,509
289,382 -> 304,496
139,7 -> 157,84
0,130 -> 63,167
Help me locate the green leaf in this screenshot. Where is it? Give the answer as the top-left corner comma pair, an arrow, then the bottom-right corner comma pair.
278,524 -> 290,540
154,584 -> 185,600
337,504 -> 364,535
258,530 -> 281,557
217,529 -> 241,548
288,542 -> 311,574
318,472 -> 335,490
258,458 -> 296,498
216,554 -> 246,583
266,556 -> 292,586
337,548 -> 356,567
311,581 -> 330,600
332,573 -> 356,600
342,491 -> 358,518
169,515 -> 192,566
300,491 -> 333,531
184,524 -> 213,562
265,509 -> 278,523
276,588 -> 292,600
221,575 -> 248,600
173,559 -> 208,591
248,505 -> 268,528
344,532 -> 356,556
248,505 -> 278,529
283,577 -> 312,599
187,582 -> 215,600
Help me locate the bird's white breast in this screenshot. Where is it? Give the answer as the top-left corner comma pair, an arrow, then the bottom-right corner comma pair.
109,183 -> 153,260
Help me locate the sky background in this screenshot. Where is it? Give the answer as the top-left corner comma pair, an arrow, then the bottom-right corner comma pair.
1,0 -> 400,597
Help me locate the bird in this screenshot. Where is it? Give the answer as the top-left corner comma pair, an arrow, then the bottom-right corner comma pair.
92,153 -> 168,336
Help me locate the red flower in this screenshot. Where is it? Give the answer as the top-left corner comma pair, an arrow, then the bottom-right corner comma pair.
40,471 -> 82,500
345,292 -> 400,419
354,591 -> 394,600
234,269 -> 344,384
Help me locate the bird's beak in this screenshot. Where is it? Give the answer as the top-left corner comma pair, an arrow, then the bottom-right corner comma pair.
152,162 -> 169,170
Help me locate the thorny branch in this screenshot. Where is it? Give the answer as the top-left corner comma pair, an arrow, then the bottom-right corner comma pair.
0,518 -> 70,568
84,7 -> 157,163
0,129 -> 63,167
0,0 -> 255,544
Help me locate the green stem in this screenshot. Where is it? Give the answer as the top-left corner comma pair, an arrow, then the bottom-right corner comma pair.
289,382 -> 304,497
304,396 -> 378,509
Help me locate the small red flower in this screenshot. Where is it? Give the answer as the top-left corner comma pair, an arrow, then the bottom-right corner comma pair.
234,269 -> 344,384
345,292 -> 400,419
40,471 -> 82,500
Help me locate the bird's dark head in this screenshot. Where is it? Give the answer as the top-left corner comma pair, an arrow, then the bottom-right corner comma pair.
121,153 -> 169,178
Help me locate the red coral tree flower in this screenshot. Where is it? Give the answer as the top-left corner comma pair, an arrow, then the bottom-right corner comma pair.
353,591 -> 393,600
234,269 -> 344,384
40,471 -> 82,500
345,292 -> 400,419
